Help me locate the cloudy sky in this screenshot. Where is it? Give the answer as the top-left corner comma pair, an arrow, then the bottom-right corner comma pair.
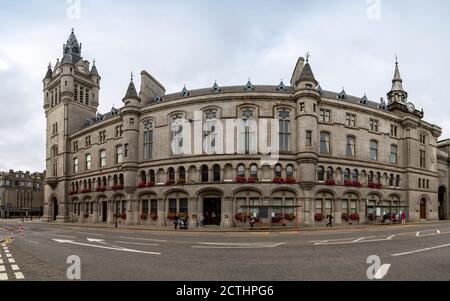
0,0 -> 450,172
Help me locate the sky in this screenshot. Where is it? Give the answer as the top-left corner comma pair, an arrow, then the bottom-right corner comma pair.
0,0 -> 450,172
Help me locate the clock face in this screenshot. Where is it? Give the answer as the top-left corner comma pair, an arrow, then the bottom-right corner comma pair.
407,102 -> 415,112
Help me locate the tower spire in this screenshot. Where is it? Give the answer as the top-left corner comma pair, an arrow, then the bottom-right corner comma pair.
387,57 -> 407,103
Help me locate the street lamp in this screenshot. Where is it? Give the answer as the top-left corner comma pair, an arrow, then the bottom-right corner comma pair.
115,205 -> 119,228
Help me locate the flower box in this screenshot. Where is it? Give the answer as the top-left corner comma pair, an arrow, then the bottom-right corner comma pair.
69,190 -> 78,195
150,213 -> 158,221
344,180 -> 353,187
325,179 -> 336,186
284,213 -> 296,221
272,177 -> 285,184
140,213 -> 148,220
167,213 -> 176,220
112,185 -> 124,191
165,180 -> 175,186
350,213 -> 360,221
368,213 -> 375,221
138,182 -> 147,188
177,179 -> 187,185
247,177 -> 257,183
147,182 -> 155,187
236,176 -> 247,184
235,212 -> 245,222
81,188 -> 92,194
314,213 -> 325,222
285,178 -> 297,184
352,181 -> 362,187
341,213 -> 350,222
120,213 -> 126,220
368,182 -> 382,189
271,213 -> 283,224
96,186 -> 106,192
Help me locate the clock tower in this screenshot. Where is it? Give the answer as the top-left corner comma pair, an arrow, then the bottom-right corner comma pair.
387,59 -> 423,118
42,29 -> 101,222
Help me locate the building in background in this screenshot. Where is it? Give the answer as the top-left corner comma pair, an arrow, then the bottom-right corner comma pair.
0,170 -> 45,219
42,30 -> 450,227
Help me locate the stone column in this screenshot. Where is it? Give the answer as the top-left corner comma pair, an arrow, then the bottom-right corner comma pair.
157,198 -> 166,227
197,197 -> 203,223
127,198 -> 138,225
295,197 -> 303,226
359,199 -> 366,223
335,197 -> 342,224
222,197 -> 233,228
188,197 -> 198,227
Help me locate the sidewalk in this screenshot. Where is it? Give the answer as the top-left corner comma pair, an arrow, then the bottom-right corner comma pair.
18,218 -> 450,233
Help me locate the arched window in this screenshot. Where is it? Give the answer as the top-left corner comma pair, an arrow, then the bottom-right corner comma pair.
237,164 -> 245,177
102,176 -> 107,188
389,174 -> 395,187
370,140 -> 378,161
376,172 -> 381,184
274,164 -> 282,178
140,171 -> 147,183
119,174 -> 124,186
286,165 -> 294,179
143,120 -> 154,160
326,167 -> 334,180
352,169 -> 359,182
368,171 -> 374,184
278,109 -> 291,152
179,167 -> 186,182
168,168 -> 175,182
317,166 -> 325,182
396,175 -> 401,188
212,165 -> 221,182
320,132 -> 330,154
149,170 -> 155,184
344,168 -> 351,181
250,164 -> 258,179
201,165 -> 209,182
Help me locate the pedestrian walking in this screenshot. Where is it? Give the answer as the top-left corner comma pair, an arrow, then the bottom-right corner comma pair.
326,213 -> 333,227
249,216 -> 255,228
401,211 -> 406,225
199,215 -> 205,227
174,215 -> 179,229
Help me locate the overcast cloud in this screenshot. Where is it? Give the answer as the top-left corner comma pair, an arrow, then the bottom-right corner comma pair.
1,0 -> 450,172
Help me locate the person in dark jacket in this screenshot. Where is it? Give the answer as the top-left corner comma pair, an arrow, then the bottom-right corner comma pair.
326,213 -> 333,227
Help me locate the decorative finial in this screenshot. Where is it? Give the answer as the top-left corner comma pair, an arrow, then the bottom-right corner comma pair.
48,62 -> 52,68
395,55 -> 398,65
306,52 -> 310,63
131,71 -> 134,82
71,28 -> 74,34
93,59 -> 96,66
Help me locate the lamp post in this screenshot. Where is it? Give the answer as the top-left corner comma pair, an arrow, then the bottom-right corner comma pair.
115,205 -> 119,228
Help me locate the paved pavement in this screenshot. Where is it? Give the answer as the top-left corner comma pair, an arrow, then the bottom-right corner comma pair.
1,220 -> 450,281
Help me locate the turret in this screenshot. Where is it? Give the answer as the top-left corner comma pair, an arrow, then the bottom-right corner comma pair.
387,59 -> 408,104
89,60 -> 101,107
292,54 -> 321,190
43,63 -> 53,110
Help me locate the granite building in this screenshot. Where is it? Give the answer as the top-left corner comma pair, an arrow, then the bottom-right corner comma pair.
42,30 -> 450,227
0,170 -> 44,218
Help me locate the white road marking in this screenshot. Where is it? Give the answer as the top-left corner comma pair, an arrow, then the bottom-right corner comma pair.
0,273 -> 7,281
392,243 -> 450,257
6,254 -> 11,258
118,236 -> 167,242
0,266 -> 5,272
8,259 -> 15,263
193,242 -> 285,249
0,259 -> 3,264
77,232 -> 104,236
352,237 -> 366,242
14,272 -> 25,280
51,234 -> 77,238
115,241 -> 159,247
11,265 -> 19,271
86,238 -> 106,243
52,239 -> 161,255
387,235 -> 396,240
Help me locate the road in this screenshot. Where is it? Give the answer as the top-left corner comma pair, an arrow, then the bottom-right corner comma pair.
1,220 -> 450,281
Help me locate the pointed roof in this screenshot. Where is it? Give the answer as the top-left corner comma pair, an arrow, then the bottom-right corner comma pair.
123,75 -> 140,102
317,84 -> 324,95
390,61 -> 405,92
211,81 -> 221,93
244,79 -> 254,91
90,61 -> 99,76
44,64 -> 53,80
61,29 -> 82,65
181,85 -> 190,97
297,62 -> 318,86
277,80 -> 287,91
338,88 -> 346,99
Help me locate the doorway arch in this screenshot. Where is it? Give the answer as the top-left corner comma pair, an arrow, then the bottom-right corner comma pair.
420,198 -> 427,220
438,186 -> 446,220
52,197 -> 59,221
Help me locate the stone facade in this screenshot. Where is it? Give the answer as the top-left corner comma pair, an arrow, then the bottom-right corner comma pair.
42,31 -> 450,228
0,170 -> 44,218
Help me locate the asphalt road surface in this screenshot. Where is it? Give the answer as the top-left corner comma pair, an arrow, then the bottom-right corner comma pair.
1,220 -> 450,281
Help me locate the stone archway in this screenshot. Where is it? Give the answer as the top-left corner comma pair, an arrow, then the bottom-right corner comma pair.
420,198 -> 427,220
438,186 -> 446,220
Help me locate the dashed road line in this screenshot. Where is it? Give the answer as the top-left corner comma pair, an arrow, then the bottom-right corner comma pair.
11,265 -> 20,271
8,259 -> 15,263
392,243 -> 450,257
0,266 -> 5,272
0,273 -> 7,281
14,272 -> 25,280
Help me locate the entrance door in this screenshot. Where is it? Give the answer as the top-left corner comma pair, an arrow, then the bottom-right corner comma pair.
102,201 -> 108,223
52,198 -> 59,221
420,199 -> 427,219
203,198 -> 221,225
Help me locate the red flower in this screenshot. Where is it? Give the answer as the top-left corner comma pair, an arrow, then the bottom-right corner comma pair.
138,181 -> 147,188
236,176 -> 247,184
350,213 -> 360,221
325,179 -> 336,186
247,177 -> 257,183
234,212 -> 245,222
285,178 -> 297,184
314,213 -> 325,221
344,180 -> 353,186
273,177 -> 285,184
352,181 -> 362,187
